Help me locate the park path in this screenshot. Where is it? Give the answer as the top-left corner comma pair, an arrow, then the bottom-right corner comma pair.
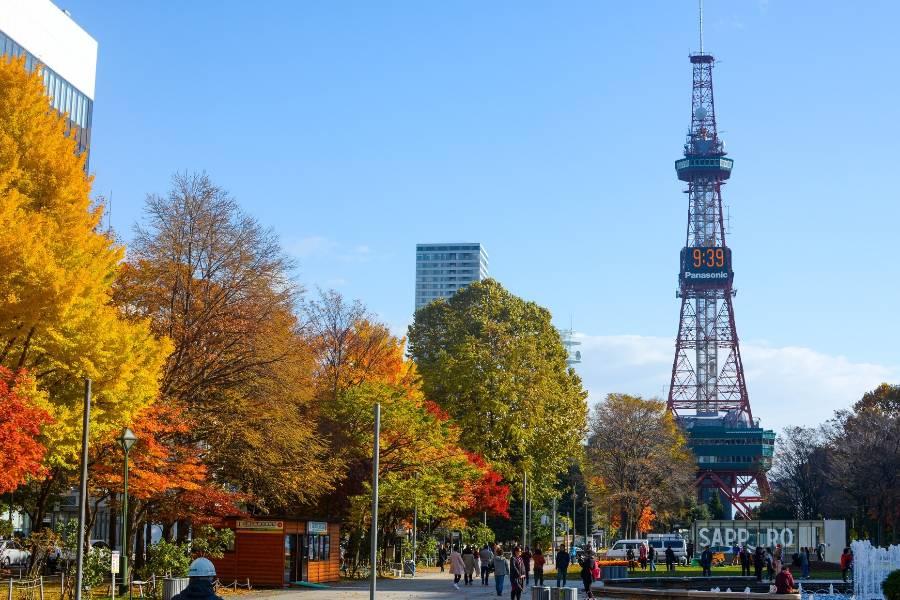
243,569 -> 586,600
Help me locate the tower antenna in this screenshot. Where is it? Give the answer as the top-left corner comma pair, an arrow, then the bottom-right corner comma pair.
699,0 -> 704,54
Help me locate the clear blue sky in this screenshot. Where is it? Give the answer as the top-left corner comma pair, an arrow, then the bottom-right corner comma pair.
63,0 -> 899,429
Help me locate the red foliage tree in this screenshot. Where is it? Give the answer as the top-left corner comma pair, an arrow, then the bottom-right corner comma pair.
0,368 -> 50,493
464,452 -> 511,518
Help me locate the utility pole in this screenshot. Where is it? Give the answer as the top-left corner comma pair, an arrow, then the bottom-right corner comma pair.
551,497 -> 557,560
572,488 -> 577,546
521,472 -> 527,548
74,380 -> 91,600
369,404 -> 380,600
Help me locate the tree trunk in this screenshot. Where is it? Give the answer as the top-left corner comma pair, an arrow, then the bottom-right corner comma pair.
162,522 -> 173,542
134,515 -> 145,570
108,501 -> 118,549
176,519 -> 190,544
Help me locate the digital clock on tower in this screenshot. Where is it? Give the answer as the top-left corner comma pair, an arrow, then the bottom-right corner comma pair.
680,246 -> 733,286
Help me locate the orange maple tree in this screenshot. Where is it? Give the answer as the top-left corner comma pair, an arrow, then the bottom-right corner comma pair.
90,402 -> 239,526
0,368 -> 51,493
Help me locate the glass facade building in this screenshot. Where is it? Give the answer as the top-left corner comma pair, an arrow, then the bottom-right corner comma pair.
0,1 -> 97,163
415,243 -> 488,310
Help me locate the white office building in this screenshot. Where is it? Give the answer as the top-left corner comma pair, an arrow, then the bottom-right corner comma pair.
415,243 -> 488,310
0,0 -> 98,160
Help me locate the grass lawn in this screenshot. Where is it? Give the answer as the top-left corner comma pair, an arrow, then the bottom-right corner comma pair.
544,564 -> 843,580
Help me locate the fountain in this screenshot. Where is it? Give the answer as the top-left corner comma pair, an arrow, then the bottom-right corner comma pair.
852,540 -> 900,600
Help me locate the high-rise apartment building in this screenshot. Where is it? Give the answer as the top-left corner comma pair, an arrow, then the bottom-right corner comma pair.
415,243 -> 488,310
0,0 -> 97,160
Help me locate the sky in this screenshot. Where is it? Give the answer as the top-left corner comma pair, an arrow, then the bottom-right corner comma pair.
59,0 -> 900,432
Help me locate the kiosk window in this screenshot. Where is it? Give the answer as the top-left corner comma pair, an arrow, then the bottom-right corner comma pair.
307,535 -> 330,561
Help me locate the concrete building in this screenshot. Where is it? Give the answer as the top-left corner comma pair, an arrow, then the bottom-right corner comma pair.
415,243 -> 488,310
0,0 -> 97,161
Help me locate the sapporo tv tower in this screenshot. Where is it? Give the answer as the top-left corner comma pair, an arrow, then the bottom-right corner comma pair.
666,3 -> 775,520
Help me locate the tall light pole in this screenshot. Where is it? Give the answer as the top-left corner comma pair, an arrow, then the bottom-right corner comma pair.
521,472 -> 527,548
551,497 -> 557,559
74,380 -> 91,600
118,427 -> 138,596
369,403 -> 381,600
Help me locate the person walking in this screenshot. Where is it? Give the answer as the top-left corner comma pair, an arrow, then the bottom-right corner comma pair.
816,543 -> 825,562
463,545 -> 477,585
648,544 -> 657,572
700,546 -> 712,577
579,551 -> 597,599
754,546 -> 765,581
627,547 -> 636,573
493,547 -> 510,597
439,544 -> 448,572
522,546 -> 532,586
840,548 -> 852,583
740,545 -> 751,577
639,542 -> 648,570
800,547 -> 810,579
687,541 -> 695,564
450,547 -> 465,590
556,543 -> 571,587
765,548 -> 775,581
665,546 -> 676,573
773,544 -> 783,574
775,565 -> 796,594
510,547 -> 526,600
480,543 -> 494,586
533,548 -> 545,586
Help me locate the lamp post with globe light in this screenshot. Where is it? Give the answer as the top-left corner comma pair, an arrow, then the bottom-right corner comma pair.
118,428 -> 137,596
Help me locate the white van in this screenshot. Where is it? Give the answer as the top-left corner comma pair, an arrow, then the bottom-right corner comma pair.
606,539 -> 646,559
647,537 -> 688,564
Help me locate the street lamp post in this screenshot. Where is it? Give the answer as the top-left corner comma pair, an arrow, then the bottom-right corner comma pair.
118,428 -> 138,596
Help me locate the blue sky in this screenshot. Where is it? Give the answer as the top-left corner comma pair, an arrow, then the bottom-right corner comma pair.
63,1 -> 899,430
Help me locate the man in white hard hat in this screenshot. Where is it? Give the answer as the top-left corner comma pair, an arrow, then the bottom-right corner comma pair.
170,557 -> 223,600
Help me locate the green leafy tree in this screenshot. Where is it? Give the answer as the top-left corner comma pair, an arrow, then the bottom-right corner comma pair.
408,279 -> 588,502
707,493 -> 725,519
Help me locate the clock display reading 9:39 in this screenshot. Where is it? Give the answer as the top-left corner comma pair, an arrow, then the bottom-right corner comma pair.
680,246 -> 732,283
692,247 -> 725,268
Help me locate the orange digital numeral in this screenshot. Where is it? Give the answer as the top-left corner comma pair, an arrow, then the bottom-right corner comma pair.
715,248 -> 724,267
693,249 -> 702,268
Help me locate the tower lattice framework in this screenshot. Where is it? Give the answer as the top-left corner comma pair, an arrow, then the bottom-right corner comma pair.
667,53 -> 770,519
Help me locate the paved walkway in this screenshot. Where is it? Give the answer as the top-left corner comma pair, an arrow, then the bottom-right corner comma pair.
244,570 -> 585,599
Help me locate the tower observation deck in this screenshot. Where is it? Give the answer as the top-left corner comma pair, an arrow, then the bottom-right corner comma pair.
666,50 -> 774,520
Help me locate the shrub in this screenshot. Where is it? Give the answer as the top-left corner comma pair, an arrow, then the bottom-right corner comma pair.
882,569 -> 900,600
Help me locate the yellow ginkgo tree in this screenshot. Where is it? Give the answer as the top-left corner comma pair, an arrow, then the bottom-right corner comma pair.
0,56 -> 169,525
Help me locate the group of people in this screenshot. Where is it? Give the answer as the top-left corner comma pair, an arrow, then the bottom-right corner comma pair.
627,543 -> 679,573
438,543 -> 600,599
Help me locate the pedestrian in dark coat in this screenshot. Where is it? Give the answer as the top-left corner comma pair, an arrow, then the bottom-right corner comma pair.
665,547 -> 676,572
700,546 -> 713,577
556,544 -> 571,587
522,547 -> 532,585
754,546 -> 765,581
740,546 -> 751,576
579,552 -> 597,599
510,547 -> 526,600
171,559 -> 224,600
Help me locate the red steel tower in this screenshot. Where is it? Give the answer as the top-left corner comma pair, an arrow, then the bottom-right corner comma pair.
667,49 -> 774,519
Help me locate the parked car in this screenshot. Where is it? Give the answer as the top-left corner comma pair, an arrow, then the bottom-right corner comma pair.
0,539 -> 30,566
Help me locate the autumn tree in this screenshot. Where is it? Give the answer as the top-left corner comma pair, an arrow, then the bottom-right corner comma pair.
407,278 -> 588,502
301,292 -> 491,572
828,383 -> 900,545
0,56 -> 169,526
586,394 -> 695,539
88,403 -> 239,566
115,172 -> 334,514
0,369 -> 50,493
